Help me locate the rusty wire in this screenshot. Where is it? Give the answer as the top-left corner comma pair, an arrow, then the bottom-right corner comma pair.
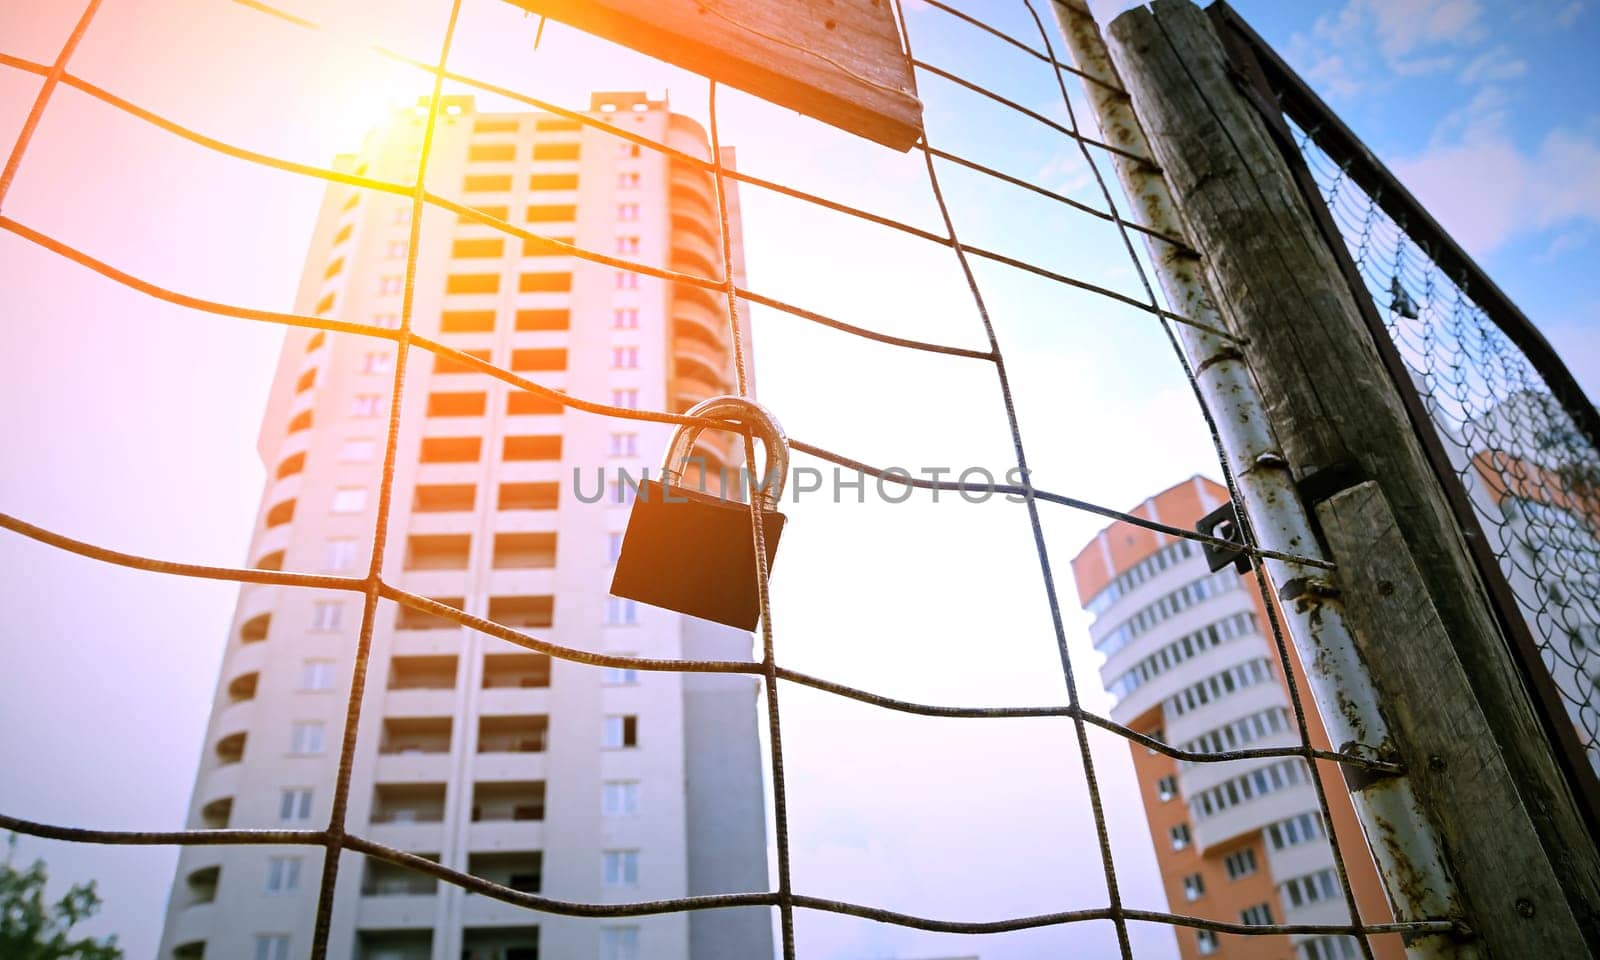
0,0 -> 1467,957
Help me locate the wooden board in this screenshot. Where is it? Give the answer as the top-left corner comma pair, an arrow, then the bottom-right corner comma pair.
505,0 -> 923,151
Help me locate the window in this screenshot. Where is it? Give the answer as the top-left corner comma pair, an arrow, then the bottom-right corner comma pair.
617,172 -> 640,189
385,241 -> 406,259
1267,812 -> 1325,850
612,346 -> 638,368
1196,930 -> 1218,956
378,275 -> 403,295
602,850 -> 639,888
1169,822 -> 1191,851
610,482 -> 638,507
332,487 -> 368,513
1156,774 -> 1178,802
254,934 -> 290,960
609,433 -> 638,457
611,388 -> 639,410
371,312 -> 400,329
1181,872 -> 1204,902
613,307 -> 638,328
279,788 -> 313,822
617,142 -> 641,158
265,856 -> 302,893
603,715 -> 638,749
607,532 -> 624,563
361,352 -> 392,374
614,271 -> 639,290
601,927 -> 640,960
1300,936 -> 1360,960
301,660 -> 335,691
1224,847 -> 1258,880
323,539 -> 359,572
603,660 -> 639,685
350,393 -> 383,417
1240,902 -> 1274,926
602,781 -> 640,816
311,601 -> 342,632
606,596 -> 638,626
1282,869 -> 1340,908
290,722 -> 326,755
392,207 -> 410,225
339,440 -> 376,463
617,202 -> 639,221
616,235 -> 640,254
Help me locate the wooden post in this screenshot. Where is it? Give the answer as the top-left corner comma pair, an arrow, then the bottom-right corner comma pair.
1103,0 -> 1600,955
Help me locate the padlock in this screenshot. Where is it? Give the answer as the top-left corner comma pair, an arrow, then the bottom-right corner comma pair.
609,395 -> 788,631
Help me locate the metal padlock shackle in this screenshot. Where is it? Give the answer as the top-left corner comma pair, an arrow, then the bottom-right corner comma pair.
660,395 -> 788,511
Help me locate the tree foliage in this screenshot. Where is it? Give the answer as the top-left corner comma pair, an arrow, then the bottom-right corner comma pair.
0,835 -> 122,960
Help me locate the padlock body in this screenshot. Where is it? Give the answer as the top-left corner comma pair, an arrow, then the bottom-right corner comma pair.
609,479 -> 785,631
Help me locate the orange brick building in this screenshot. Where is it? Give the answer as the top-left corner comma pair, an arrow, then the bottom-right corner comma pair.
1070,476 -> 1403,960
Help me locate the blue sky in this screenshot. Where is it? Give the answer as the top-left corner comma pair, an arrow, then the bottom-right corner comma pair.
0,1 -> 1595,959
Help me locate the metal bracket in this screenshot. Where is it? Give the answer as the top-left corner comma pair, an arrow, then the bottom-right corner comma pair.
1196,501 -> 1251,573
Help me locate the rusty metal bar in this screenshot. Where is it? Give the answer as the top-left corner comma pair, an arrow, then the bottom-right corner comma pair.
1048,2 -> 1469,955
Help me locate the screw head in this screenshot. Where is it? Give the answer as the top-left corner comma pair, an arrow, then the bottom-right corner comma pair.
1515,897 -> 1535,919
1378,580 -> 1396,596
1427,755 -> 1446,773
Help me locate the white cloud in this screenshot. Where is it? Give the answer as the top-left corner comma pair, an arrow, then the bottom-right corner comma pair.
1390,127 -> 1600,256
1458,47 -> 1530,85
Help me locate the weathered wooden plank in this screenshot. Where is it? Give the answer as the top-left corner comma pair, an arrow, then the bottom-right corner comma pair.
1317,482 -> 1583,955
503,0 -> 923,151
1107,0 -> 1600,953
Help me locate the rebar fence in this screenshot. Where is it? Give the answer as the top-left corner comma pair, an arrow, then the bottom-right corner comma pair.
0,0 -> 1470,957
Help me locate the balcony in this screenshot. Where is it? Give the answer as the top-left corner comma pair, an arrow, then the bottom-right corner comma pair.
466,851 -> 542,894
213,732 -> 245,766
362,856 -> 440,897
380,716 -> 452,755
394,597 -> 465,633
371,783 -> 446,825
673,336 -> 728,382
355,931 -> 431,960
486,596 -> 553,629
461,927 -> 539,960
226,672 -> 258,704
483,653 -> 550,689
238,612 -> 271,645
471,780 -> 545,823
388,655 -> 458,691
182,865 -> 219,907
497,482 -> 559,513
492,533 -> 556,569
478,715 -> 548,755
404,534 -> 472,571
412,483 -> 476,514
198,797 -> 231,830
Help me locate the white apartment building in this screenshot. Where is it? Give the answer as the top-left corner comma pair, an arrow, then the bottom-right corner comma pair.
157,92 -> 772,960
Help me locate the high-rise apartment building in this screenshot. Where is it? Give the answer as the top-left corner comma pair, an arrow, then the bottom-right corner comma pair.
1070,477 -> 1400,960
158,92 -> 772,960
